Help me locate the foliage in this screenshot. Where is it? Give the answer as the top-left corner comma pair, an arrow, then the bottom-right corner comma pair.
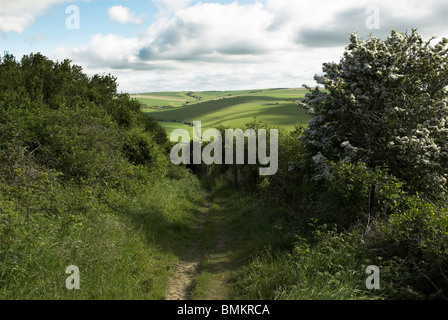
300,30 -> 448,199
207,31 -> 448,300
365,197 -> 448,299
233,224 -> 369,300
315,162 -> 406,229
0,52 -> 204,299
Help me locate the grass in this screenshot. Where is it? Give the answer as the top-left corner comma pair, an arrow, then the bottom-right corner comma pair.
152,96 -> 308,130
0,167 -> 205,299
139,98 -> 185,108
189,176 -> 378,300
137,92 -> 191,99
190,89 -> 278,100
189,176 -> 294,300
190,198 -> 235,300
158,121 -> 194,141
146,90 -> 309,136
132,89 -> 310,136
233,230 -> 370,300
133,92 -> 197,109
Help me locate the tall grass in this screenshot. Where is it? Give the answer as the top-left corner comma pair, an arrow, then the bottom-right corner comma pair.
200,177 -> 378,300
0,167 -> 204,299
233,227 -> 371,300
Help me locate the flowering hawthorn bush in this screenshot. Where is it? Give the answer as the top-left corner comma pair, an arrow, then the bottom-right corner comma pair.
300,30 -> 448,199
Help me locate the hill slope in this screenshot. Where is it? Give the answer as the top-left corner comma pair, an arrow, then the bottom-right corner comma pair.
132,89 -> 310,136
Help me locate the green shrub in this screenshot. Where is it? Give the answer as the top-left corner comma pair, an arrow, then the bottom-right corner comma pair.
0,52 -> 204,299
365,197 -> 448,299
317,162 -> 406,229
122,129 -> 168,175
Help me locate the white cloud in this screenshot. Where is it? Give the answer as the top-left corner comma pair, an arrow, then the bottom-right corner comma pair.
52,33 -> 142,70
137,2 -> 284,62
50,0 -> 448,92
107,5 -> 145,25
110,47 -> 334,93
265,0 -> 448,45
0,0 -> 67,33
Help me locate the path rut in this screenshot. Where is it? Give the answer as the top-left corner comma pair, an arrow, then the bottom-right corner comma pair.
164,193 -> 211,300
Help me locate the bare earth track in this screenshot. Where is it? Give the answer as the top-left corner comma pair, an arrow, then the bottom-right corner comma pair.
165,194 -> 212,300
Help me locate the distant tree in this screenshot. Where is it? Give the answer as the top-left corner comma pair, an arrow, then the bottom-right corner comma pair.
300,30 -> 448,199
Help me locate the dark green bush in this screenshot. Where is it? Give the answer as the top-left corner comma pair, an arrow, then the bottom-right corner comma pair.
0,52 -> 195,299
317,162 -> 406,229
365,197 -> 448,299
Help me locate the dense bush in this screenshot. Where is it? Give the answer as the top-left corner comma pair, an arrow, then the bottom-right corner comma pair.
364,197 -> 448,299
211,31 -> 448,300
0,52 -> 204,299
299,30 -> 448,200
314,162 -> 406,230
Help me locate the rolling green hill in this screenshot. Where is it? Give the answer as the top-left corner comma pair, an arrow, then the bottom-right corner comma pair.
132,89 -> 311,137
132,92 -> 196,108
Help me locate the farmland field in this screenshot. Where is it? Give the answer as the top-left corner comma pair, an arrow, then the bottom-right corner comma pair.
135,92 -> 197,108
158,121 -> 194,140
132,88 -> 311,136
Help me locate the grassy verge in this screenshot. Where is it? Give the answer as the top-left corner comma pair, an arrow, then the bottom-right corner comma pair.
233,228 -> 371,300
191,177 -> 380,300
190,178 -> 296,300
190,193 -> 239,300
0,167 -> 205,300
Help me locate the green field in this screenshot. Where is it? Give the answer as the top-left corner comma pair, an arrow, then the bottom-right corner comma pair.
158,121 -> 194,141
132,89 -> 310,136
189,89 -> 277,100
133,92 -> 196,108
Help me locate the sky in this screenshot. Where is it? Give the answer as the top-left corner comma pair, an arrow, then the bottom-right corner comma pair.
0,0 -> 447,93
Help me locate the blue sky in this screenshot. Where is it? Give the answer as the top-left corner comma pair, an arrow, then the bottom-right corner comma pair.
1,0 -> 447,93
1,1 -> 157,56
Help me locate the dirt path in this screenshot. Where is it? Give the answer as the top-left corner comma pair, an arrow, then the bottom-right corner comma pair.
195,217 -> 236,300
165,192 -> 242,300
164,193 -> 212,300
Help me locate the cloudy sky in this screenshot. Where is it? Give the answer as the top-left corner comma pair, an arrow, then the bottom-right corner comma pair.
0,0 -> 447,93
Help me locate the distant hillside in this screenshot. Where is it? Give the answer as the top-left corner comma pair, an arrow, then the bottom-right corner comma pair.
131,88 -> 311,136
